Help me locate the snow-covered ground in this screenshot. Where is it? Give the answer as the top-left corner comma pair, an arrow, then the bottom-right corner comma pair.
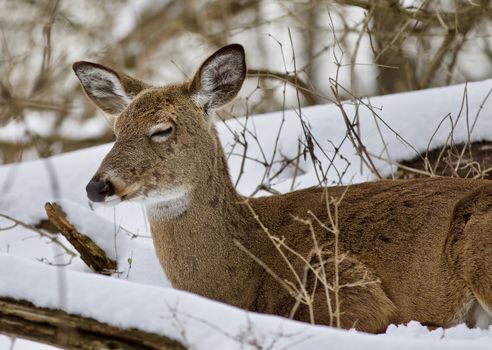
1,80 -> 492,349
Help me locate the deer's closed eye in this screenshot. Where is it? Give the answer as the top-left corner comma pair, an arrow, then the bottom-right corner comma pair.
150,126 -> 173,142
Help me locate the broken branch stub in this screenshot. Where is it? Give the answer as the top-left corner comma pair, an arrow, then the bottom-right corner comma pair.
44,202 -> 117,275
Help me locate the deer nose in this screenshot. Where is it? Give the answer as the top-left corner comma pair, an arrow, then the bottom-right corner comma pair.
86,180 -> 114,202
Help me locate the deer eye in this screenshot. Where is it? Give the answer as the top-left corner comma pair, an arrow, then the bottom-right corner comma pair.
150,126 -> 173,142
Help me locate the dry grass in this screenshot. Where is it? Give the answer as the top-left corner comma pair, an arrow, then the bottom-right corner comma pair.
235,187 -> 379,327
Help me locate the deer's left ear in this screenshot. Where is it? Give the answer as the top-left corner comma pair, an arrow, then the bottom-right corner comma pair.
73,61 -> 149,115
189,44 -> 246,111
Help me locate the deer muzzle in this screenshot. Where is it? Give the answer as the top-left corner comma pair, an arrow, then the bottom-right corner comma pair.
86,179 -> 115,202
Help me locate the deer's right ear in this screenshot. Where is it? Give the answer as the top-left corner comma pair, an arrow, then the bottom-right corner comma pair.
189,44 -> 246,112
72,61 -> 149,115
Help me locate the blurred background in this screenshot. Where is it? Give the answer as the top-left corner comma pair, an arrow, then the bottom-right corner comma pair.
1,0 -> 491,164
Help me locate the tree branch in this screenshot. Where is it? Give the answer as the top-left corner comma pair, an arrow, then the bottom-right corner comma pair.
335,0 -> 491,28
0,213 -> 76,258
247,69 -> 317,105
45,202 -> 117,275
419,29 -> 457,89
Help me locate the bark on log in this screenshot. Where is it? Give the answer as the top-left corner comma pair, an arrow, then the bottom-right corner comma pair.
45,202 -> 117,275
0,297 -> 186,350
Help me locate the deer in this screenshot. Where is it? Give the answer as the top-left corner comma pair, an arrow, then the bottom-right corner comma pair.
73,44 -> 492,333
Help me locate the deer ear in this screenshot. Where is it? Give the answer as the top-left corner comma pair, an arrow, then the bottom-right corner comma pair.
72,61 -> 149,115
189,44 -> 246,111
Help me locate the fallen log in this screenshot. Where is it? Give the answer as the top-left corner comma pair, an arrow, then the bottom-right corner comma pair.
0,297 -> 186,350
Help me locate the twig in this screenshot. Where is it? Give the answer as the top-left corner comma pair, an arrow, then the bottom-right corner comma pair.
0,213 -> 76,257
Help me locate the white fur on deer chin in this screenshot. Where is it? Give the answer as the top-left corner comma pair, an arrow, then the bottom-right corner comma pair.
89,194 -> 122,207
145,187 -> 190,220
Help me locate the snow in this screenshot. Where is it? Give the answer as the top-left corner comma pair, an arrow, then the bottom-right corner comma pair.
60,199 -> 168,287
0,338 -> 60,350
221,79 -> 492,193
2,254 -> 492,350
1,79 -> 492,349
387,321 -> 492,341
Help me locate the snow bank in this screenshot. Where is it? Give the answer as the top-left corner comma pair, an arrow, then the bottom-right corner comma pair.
2,254 -> 491,350
221,79 -> 492,193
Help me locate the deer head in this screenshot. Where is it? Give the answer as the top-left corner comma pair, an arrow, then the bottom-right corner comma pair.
73,44 -> 246,216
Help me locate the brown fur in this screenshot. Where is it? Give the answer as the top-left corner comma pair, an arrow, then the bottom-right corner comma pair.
74,45 -> 492,333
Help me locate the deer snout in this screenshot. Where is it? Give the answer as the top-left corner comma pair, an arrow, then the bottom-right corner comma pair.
86,179 -> 114,202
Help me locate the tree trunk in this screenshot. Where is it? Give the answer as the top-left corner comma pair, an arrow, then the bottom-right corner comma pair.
371,0 -> 416,94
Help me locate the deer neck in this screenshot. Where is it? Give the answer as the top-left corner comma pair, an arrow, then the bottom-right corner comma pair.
145,138 -> 260,305
146,141 -> 246,232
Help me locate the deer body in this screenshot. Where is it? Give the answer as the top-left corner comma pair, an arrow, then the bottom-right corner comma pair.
74,45 -> 492,333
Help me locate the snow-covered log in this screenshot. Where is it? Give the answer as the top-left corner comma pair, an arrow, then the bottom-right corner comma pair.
0,297 -> 185,350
